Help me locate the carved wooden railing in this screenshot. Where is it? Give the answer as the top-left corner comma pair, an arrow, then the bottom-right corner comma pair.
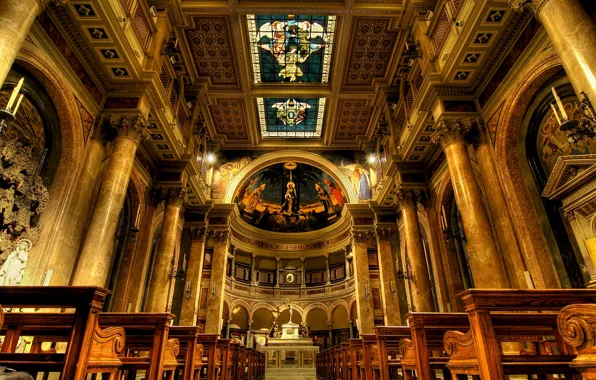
558,303 -> 596,379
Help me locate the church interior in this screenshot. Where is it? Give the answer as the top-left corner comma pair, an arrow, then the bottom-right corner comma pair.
2,0 -> 596,379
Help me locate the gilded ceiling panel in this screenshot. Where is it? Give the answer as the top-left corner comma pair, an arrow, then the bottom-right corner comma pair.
344,17 -> 398,86
210,99 -> 249,141
185,16 -> 239,86
334,99 -> 374,141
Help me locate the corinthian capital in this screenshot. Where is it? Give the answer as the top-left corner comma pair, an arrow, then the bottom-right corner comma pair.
165,187 -> 187,208
431,119 -> 473,148
110,114 -> 149,144
396,189 -> 419,212
508,0 -> 546,13
39,0 -> 68,7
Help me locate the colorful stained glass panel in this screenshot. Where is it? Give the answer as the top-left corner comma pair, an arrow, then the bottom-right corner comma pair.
257,98 -> 326,138
247,14 -> 335,83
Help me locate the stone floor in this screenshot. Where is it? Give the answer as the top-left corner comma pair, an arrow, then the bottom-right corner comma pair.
264,367 -> 316,380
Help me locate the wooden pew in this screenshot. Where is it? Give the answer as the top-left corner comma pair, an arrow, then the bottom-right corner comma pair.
217,338 -> 231,380
399,313 -> 467,380
196,333 -> 219,379
0,286 -> 112,379
375,326 -> 410,380
358,334 -> 379,379
348,338 -> 362,380
98,312 -> 179,380
341,342 -> 350,380
168,326 -> 204,380
445,312 -> 577,379
445,289 -> 596,380
558,303 -> 596,379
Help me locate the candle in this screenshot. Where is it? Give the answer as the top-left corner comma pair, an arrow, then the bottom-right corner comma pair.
12,94 -> 24,115
6,77 -> 24,111
552,87 -> 568,120
551,103 -> 562,125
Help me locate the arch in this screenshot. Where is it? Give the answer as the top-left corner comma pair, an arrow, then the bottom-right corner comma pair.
252,308 -> 274,331
229,303 -> 250,330
305,307 -> 329,331
495,48 -> 565,288
18,44 -> 86,286
347,296 -> 357,319
302,302 -> 329,322
223,150 -> 359,204
249,302 -> 278,317
231,299 -> 253,319
327,299 -> 350,321
330,304 -> 350,329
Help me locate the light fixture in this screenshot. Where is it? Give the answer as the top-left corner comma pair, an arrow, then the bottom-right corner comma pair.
206,153 -> 216,164
364,284 -> 370,301
551,87 -> 596,145
185,280 -> 192,300
396,255 -> 413,281
389,281 -> 397,299
367,154 -> 377,165
211,283 -> 217,300
0,77 -> 25,134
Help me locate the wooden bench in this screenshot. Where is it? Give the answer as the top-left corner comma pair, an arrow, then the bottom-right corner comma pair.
558,303 -> 596,379
375,326 -> 410,380
358,334 -> 380,379
444,289 -> 596,380
0,286 -> 118,379
168,326 -> 204,380
98,312 -> 179,380
348,338 -> 362,380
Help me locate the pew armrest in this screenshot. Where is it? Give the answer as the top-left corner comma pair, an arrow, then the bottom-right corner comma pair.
399,338 -> 415,361
444,329 -> 476,360
559,303 -> 596,372
164,338 -> 180,369
87,324 -> 126,369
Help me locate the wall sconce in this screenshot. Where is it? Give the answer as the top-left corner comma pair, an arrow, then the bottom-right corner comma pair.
364,284 -> 370,301
185,280 -> 192,300
389,281 -> 397,299
551,88 -> 596,145
396,255 -> 413,281
211,283 -> 217,300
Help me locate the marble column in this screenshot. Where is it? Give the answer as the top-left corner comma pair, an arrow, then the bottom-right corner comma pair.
250,253 -> 257,285
72,114 -> 148,286
229,247 -> 236,280
475,128 -> 528,288
274,256 -> 280,288
398,190 -> 434,312
179,226 -> 207,326
350,229 -> 375,334
325,254 -> 331,285
301,256 -> 306,288
46,116 -> 107,286
348,318 -> 354,339
344,247 -> 351,279
432,119 -> 510,288
510,0 -> 596,105
204,229 -> 230,334
0,0 -> 59,87
145,188 -> 185,312
375,227 -> 403,325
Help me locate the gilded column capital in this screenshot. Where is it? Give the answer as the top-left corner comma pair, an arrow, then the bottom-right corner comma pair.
209,228 -> 230,243
375,227 -> 394,241
165,187 -> 187,208
110,114 -> 149,144
396,189 -> 419,212
351,228 -> 375,243
90,115 -> 112,146
508,0 -> 548,13
431,119 -> 473,148
39,0 -> 69,8
275,256 -> 280,262
190,226 -> 207,242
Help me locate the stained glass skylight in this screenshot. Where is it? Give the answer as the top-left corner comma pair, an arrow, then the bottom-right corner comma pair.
247,14 -> 336,83
257,97 -> 326,138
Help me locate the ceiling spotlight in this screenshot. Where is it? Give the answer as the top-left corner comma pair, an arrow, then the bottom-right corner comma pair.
367,154 -> 377,164
207,153 -> 216,164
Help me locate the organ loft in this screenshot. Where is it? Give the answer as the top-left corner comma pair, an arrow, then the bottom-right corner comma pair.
1,0 -> 596,379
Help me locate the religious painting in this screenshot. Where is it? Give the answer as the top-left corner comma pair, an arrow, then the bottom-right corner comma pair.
247,14 -> 336,83
537,97 -> 596,176
211,151 -> 269,199
234,162 -> 347,232
257,97 -> 326,138
321,151 -> 372,201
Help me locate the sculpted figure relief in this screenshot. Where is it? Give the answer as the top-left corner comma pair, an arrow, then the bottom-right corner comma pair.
0,239 -> 32,286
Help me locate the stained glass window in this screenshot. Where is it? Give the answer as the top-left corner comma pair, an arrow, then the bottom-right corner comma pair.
257,98 -> 326,138
247,14 -> 336,83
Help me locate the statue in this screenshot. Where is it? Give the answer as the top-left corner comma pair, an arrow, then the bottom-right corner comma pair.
288,301 -> 293,322
0,239 -> 32,286
299,322 -> 310,338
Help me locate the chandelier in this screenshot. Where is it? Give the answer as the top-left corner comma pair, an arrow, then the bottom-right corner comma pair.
0,77 -> 25,134
551,87 -> 596,145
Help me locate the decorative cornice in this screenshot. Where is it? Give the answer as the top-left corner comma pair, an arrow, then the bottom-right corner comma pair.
431,119 -> 474,148
41,0 -> 68,9
209,229 -> 230,243
509,0 -> 547,13
351,228 -> 375,243
190,226 -> 207,242
396,189 -> 418,212
165,187 -> 187,208
375,227 -> 394,241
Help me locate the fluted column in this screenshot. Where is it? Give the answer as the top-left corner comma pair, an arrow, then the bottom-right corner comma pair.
250,253 -> 257,285
375,226 -> 403,324
145,188 -> 186,312
274,256 -> 280,288
398,190 -> 434,312
325,253 -> 331,285
0,0 -> 64,86
344,247 -> 351,279
45,116 -> 107,286
179,226 -> 207,325
510,0 -> 596,105
475,127 -> 528,288
432,119 -> 510,288
350,229 -> 375,334
204,229 -> 230,334
72,114 -> 148,286
301,256 -> 306,288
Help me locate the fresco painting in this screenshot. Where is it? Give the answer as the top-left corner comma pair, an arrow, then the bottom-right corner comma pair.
235,162 -> 347,232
